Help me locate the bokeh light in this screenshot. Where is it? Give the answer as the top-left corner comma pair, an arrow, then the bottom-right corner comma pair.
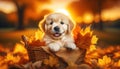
0,1 -> 16,14
83,13 -> 94,24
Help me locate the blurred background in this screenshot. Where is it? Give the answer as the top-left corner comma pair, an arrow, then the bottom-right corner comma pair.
0,0 -> 120,48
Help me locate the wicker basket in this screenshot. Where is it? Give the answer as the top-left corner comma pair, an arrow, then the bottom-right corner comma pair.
21,35 -> 88,69
21,35 -> 49,62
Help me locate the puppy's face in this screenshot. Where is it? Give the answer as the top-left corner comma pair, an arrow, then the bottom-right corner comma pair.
39,13 -> 74,39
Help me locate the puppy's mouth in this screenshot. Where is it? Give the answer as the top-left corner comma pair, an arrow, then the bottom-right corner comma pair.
53,33 -> 62,37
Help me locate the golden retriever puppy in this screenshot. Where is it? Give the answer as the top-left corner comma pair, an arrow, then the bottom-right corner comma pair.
39,13 -> 76,52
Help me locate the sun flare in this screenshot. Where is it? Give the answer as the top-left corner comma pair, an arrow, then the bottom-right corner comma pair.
54,9 -> 70,16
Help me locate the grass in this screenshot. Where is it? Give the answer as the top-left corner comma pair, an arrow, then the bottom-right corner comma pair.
0,28 -> 38,47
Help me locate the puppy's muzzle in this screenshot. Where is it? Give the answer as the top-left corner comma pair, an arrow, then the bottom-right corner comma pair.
54,26 -> 60,33
53,26 -> 62,37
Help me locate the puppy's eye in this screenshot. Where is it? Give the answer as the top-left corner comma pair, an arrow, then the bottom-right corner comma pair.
60,21 -> 64,25
50,21 -> 53,25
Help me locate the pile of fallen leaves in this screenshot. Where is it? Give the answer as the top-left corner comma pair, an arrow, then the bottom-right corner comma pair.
85,45 -> 120,69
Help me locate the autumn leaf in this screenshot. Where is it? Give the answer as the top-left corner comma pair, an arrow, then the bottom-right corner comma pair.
75,32 -> 92,49
43,56 -> 59,67
98,55 -> 112,66
73,26 -> 93,49
91,35 -> 98,44
28,40 -> 46,47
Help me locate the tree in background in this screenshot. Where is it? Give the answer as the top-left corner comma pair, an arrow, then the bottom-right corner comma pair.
12,0 -> 27,30
10,0 -> 50,30
67,0 -> 120,30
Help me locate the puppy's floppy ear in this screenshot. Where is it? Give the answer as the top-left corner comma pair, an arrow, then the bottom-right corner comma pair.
38,17 -> 46,33
68,18 -> 75,34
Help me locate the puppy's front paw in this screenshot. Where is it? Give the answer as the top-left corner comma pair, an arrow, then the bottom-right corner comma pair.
65,42 -> 76,50
48,43 -> 60,52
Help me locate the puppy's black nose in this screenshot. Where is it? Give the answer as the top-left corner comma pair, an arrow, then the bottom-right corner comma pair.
54,26 -> 60,32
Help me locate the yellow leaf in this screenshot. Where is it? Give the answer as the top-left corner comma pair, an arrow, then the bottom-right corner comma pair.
98,55 -> 112,66
98,58 -> 105,66
91,35 -> 98,44
103,55 -> 111,65
89,45 -> 96,52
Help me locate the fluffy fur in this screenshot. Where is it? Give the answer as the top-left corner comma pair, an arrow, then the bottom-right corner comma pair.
39,13 -> 76,52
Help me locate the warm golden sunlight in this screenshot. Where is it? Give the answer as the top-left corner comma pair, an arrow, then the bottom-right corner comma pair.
54,9 -> 70,16
76,16 -> 83,23
0,1 -> 16,14
102,8 -> 120,21
1,0 -> 120,69
83,13 -> 94,24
